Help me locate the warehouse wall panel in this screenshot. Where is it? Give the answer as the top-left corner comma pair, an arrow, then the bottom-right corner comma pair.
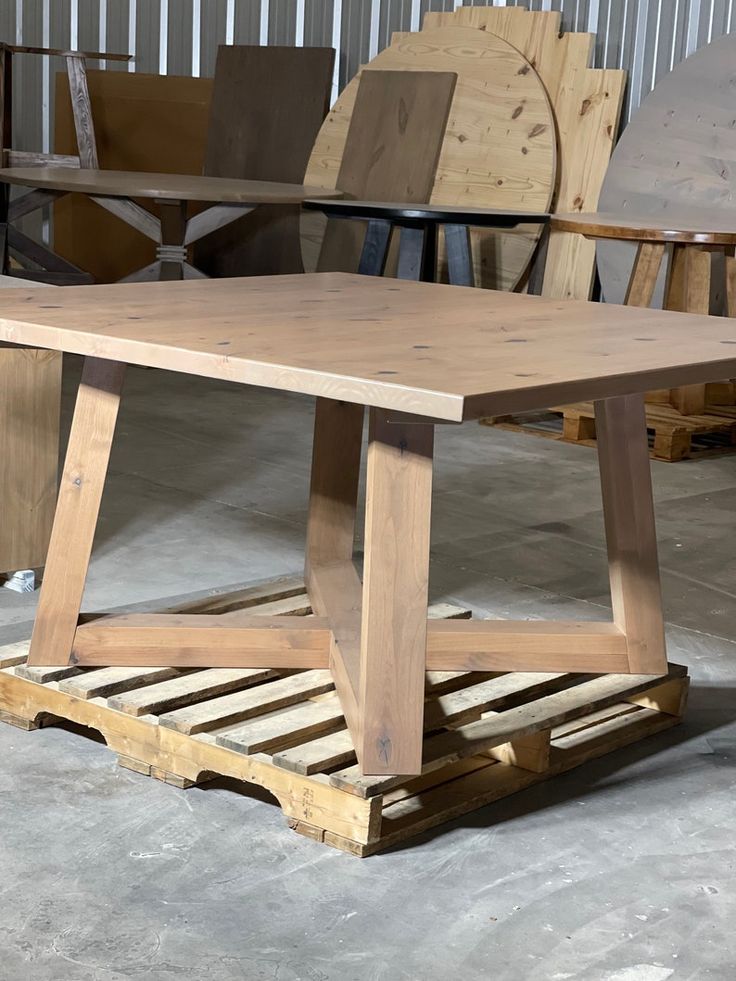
3,1 -> 735,168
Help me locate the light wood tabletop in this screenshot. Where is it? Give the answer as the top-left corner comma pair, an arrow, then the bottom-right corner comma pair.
1,273 -> 735,421
552,211 -> 736,245
0,167 -> 344,205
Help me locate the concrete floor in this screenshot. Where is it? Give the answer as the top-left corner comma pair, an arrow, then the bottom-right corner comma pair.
2,362 -> 736,980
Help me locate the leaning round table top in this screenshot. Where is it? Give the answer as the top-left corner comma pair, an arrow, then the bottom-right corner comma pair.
0,167 -> 344,205
596,33 -> 736,303
304,26 -> 557,290
552,212 -> 736,246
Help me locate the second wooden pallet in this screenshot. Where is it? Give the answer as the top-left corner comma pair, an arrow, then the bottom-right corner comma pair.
483,401 -> 736,462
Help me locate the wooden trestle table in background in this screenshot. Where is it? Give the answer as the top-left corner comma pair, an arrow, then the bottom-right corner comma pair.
1,273 -> 734,776
0,167 -> 342,283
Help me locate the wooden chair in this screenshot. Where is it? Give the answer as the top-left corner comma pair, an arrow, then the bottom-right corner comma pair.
194,45 -> 334,278
314,69 -> 458,277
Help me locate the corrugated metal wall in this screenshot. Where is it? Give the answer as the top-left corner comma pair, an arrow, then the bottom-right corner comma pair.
2,0 -> 734,157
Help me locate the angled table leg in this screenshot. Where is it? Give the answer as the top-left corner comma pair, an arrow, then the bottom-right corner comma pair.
304,397 -> 365,738
359,410 -> 434,774
27,357 -> 126,667
595,393 -> 667,674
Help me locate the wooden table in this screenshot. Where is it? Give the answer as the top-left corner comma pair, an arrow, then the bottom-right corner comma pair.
1,273 -> 735,777
305,199 -> 550,286
0,167 -> 342,283
552,212 -> 736,414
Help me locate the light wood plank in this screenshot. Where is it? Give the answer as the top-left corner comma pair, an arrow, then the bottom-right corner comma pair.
595,394 -> 667,675
58,666 -> 181,700
107,667 -> 278,717
359,411 -> 433,775
27,357 -> 125,667
159,669 -> 334,735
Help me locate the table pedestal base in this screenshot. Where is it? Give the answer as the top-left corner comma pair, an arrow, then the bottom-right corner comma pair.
26,359 -> 670,776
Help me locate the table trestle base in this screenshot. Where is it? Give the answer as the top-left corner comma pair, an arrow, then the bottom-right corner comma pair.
27,364 -> 669,776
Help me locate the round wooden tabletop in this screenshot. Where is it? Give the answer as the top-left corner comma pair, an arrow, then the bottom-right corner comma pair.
552,211 -> 736,245
0,167 -> 344,205
305,199 -> 551,227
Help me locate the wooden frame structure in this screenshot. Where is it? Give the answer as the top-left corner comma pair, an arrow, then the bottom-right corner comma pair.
2,272 -> 734,776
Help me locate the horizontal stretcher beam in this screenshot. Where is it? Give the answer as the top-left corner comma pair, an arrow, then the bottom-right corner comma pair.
70,614 -> 630,672
71,614 -> 332,668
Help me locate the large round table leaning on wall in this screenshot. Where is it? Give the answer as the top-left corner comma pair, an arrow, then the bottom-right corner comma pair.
304,199 -> 551,287
0,167 -> 343,284
552,212 -> 736,417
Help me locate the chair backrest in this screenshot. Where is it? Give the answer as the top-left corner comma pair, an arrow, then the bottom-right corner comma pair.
316,68 -> 457,273
196,44 -> 334,278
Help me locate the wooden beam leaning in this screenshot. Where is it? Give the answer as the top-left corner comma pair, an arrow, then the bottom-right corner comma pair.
594,394 -> 667,675
359,410 -> 433,775
71,614 -> 331,667
304,397 -> 365,743
27,358 -> 126,666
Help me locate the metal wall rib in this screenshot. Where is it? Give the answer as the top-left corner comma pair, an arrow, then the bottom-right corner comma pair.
3,1 -> 735,161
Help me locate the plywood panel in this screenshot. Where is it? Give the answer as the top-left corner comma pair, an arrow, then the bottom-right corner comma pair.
305,26 -> 556,290
54,69 -> 212,283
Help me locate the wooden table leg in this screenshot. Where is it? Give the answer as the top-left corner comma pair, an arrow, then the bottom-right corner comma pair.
594,394 -> 667,675
359,410 -> 433,774
304,397 -> 365,741
27,358 -> 126,667
665,244 -> 710,415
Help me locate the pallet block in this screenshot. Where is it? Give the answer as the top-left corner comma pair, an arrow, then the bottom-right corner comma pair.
0,577 -> 689,856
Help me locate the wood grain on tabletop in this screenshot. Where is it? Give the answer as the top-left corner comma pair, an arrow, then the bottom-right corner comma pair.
0,273 -> 736,422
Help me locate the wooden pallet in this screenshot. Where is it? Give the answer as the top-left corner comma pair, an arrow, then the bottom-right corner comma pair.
0,577 -> 689,856
483,401 -> 736,462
